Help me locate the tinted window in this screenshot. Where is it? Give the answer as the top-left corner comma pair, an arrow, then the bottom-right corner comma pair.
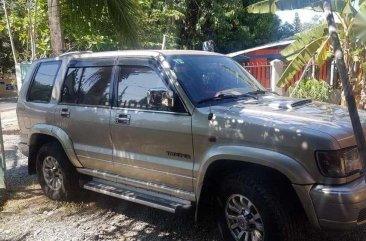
78,67 -> 112,106
28,61 -> 61,102
61,68 -> 82,104
117,66 -> 169,110
167,55 -> 265,105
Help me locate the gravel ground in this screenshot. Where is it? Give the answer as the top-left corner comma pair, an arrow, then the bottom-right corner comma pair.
1,109 -> 366,241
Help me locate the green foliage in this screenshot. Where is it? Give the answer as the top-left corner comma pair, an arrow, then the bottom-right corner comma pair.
0,1 -> 50,61
288,79 -> 331,102
0,0 -> 284,72
137,0 -> 185,49
247,0 -> 360,15
63,0 -> 140,46
248,0 -> 366,89
0,7 -> 12,73
177,0 -> 282,53
277,22 -> 295,39
278,24 -> 330,86
293,12 -> 301,33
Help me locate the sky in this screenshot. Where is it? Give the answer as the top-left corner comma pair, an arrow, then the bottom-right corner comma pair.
276,9 -> 324,24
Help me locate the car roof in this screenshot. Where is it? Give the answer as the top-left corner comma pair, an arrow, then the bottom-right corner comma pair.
53,50 -> 224,60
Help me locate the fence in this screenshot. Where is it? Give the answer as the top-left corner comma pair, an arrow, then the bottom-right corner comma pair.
243,63 -> 271,89
241,60 -> 333,93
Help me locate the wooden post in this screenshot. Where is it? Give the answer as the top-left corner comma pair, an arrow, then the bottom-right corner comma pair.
324,1 -> 366,178
0,114 -> 6,194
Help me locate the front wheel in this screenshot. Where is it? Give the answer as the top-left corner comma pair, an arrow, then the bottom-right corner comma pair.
36,142 -> 80,200
216,173 -> 302,241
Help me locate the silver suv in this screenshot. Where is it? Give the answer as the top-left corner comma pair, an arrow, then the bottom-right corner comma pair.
17,50 -> 366,241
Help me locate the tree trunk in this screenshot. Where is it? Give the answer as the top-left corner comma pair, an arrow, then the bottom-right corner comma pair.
48,0 -> 64,56
28,0 -> 36,60
324,1 -> 366,179
2,0 -> 17,64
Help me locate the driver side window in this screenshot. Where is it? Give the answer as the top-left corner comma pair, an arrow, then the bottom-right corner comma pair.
117,65 -> 186,113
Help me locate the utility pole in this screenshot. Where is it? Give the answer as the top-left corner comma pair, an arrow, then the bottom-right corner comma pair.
324,1 -> 366,179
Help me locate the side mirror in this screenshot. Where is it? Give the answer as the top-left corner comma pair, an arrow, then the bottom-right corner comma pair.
147,88 -> 174,108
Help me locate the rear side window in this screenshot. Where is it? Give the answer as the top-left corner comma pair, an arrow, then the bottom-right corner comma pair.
61,66 -> 112,106
79,67 -> 112,106
61,68 -> 82,104
28,61 -> 61,102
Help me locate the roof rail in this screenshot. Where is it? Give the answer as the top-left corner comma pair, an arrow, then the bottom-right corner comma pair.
59,51 -> 93,57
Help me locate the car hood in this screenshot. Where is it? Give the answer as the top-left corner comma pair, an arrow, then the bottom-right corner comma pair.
210,95 -> 366,148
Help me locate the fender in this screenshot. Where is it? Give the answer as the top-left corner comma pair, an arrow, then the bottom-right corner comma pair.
195,145 -> 316,201
30,124 -> 83,168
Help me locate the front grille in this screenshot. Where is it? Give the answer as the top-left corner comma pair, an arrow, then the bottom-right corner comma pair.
357,208 -> 366,223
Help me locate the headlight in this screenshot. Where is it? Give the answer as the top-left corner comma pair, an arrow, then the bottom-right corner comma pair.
315,147 -> 363,178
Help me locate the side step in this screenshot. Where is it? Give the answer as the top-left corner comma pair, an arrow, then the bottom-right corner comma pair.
83,179 -> 192,213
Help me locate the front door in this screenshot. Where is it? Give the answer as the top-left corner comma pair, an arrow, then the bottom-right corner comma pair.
110,58 -> 193,192
54,60 -> 114,173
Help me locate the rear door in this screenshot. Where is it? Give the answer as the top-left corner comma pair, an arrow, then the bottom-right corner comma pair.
110,57 -> 194,192
54,59 -> 115,173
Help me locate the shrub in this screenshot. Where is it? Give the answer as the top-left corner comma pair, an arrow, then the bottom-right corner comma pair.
287,79 -> 331,102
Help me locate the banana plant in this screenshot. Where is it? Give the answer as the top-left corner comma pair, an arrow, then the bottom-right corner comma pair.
278,24 -> 330,86
247,0 -> 361,15
247,0 -> 366,99
248,0 -> 366,180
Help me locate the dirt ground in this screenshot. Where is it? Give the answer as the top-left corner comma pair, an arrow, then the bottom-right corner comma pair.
1,109 -> 366,241
0,109 -> 219,241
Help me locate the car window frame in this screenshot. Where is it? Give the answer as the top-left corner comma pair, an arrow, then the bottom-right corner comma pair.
26,60 -> 62,103
59,59 -> 116,109
113,57 -> 189,115
166,55 -> 266,107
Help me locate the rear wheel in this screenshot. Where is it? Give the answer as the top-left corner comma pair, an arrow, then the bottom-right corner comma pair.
216,173 -> 303,241
36,142 -> 80,200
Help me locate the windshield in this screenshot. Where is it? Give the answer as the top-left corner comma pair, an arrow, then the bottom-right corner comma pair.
167,55 -> 266,106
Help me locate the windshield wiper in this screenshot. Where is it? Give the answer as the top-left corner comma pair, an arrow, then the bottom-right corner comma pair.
197,93 -> 257,105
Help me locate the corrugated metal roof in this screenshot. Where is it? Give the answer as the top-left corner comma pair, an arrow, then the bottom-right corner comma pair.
227,40 -> 295,57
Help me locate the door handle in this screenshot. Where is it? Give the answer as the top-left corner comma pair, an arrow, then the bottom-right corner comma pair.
60,108 -> 70,118
115,114 -> 130,124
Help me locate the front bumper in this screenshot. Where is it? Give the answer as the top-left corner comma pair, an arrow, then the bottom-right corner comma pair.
310,176 -> 366,230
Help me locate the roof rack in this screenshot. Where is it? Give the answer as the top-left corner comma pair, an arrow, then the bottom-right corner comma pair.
59,51 -> 93,57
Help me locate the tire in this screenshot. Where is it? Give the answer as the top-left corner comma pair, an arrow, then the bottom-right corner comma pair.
36,142 -> 80,200
216,173 -> 303,241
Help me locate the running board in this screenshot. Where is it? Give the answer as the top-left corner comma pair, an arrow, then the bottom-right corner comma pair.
83,179 -> 192,213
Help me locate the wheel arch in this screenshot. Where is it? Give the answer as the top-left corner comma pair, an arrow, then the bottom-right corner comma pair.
194,146 -> 318,227
195,146 -> 315,199
28,124 -> 82,174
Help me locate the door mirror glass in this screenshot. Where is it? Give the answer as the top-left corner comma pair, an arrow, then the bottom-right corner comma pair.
147,88 -> 174,108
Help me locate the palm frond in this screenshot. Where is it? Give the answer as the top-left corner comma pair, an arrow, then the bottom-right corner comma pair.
65,0 -> 140,44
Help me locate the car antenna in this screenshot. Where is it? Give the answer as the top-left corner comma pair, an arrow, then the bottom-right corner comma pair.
208,105 -> 214,121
